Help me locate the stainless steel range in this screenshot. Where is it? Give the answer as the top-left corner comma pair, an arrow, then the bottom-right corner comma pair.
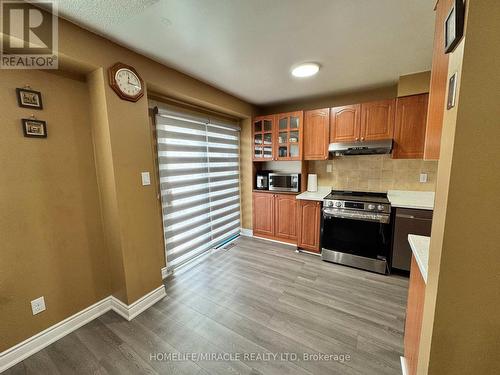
321,190 -> 391,274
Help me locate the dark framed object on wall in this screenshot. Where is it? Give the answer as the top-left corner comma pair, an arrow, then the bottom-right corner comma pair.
16,88 -> 43,110
447,72 -> 458,110
22,119 -> 47,138
444,0 -> 465,54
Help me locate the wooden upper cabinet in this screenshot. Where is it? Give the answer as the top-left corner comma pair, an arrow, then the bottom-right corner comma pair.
297,200 -> 321,253
424,0 -> 452,160
274,194 -> 298,241
330,104 -> 361,143
361,99 -> 396,141
304,108 -> 330,160
252,192 -> 274,236
275,111 -> 303,161
393,94 -> 429,159
252,115 -> 275,161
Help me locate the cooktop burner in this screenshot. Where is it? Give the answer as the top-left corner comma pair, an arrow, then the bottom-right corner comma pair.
324,190 -> 389,204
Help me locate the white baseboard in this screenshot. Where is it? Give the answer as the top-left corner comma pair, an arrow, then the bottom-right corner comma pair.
0,297 -> 110,373
400,356 -> 409,375
254,235 -> 297,248
0,285 -> 166,372
240,228 -> 298,248
296,248 -> 321,257
110,285 -> 166,321
240,228 -> 253,237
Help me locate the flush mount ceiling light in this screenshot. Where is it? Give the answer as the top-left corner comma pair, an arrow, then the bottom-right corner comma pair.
291,62 -> 320,78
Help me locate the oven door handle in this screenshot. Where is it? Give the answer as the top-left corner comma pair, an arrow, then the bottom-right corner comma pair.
323,209 -> 390,224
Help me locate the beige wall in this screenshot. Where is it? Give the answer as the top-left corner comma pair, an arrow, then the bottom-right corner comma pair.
1,12 -> 255,351
87,68 -> 128,302
260,70 -> 430,115
259,85 -> 397,115
310,156 -> 437,192
54,14 -> 255,301
240,118 -> 254,229
397,71 -> 431,97
418,1 -> 500,373
0,70 -> 110,350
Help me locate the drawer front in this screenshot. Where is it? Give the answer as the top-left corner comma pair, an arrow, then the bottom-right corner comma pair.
396,208 -> 433,220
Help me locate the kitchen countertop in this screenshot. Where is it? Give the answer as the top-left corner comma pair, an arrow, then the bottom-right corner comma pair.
408,234 -> 430,284
387,190 -> 435,210
295,187 -> 331,201
252,189 -> 299,195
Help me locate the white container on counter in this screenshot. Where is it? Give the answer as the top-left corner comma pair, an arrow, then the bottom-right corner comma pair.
307,174 -> 318,192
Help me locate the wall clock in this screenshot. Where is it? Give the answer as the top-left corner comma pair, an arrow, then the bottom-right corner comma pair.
108,62 -> 144,102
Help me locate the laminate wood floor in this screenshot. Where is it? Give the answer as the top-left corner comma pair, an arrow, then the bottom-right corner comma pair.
5,236 -> 408,375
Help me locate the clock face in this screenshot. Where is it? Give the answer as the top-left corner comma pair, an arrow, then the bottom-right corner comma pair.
115,68 -> 143,97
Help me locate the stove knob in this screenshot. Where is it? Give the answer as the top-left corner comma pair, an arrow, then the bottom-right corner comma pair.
367,204 -> 376,210
377,205 -> 385,211
325,201 -> 333,207
334,201 -> 342,208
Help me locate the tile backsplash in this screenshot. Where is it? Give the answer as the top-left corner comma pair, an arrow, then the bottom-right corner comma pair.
309,155 -> 438,192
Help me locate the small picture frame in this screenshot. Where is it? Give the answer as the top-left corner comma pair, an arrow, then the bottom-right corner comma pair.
16,88 -> 43,110
22,119 -> 47,138
447,73 -> 458,110
444,0 -> 465,54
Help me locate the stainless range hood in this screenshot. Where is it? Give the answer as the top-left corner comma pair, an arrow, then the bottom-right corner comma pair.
328,139 -> 393,156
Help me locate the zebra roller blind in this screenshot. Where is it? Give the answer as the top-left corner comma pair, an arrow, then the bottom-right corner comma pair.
154,105 -> 241,270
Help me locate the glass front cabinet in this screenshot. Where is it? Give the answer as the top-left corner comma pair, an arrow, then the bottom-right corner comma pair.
275,111 -> 303,161
252,115 -> 275,160
252,112 -> 303,161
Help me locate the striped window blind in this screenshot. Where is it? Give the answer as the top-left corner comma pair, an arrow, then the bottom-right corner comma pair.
154,105 -> 241,271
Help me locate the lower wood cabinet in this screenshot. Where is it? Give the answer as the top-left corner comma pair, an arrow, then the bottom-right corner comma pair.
274,194 -> 298,240
252,192 -> 274,236
404,256 -> 426,375
297,200 -> 322,253
252,192 -> 297,244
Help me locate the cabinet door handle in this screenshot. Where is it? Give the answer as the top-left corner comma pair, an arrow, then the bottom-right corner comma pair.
361,137 -> 365,141
396,213 -> 415,219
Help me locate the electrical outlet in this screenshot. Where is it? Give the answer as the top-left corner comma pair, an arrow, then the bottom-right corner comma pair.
141,171 -> 151,186
31,296 -> 46,315
420,173 -> 428,183
326,164 -> 333,173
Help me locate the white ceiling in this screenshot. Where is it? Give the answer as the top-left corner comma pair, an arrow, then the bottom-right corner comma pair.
56,0 -> 436,105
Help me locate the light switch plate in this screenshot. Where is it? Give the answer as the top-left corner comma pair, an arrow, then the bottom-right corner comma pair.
326,164 -> 333,173
420,173 -> 428,183
141,172 -> 151,186
31,296 -> 46,315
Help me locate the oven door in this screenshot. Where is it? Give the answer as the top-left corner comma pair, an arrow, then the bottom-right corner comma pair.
321,209 -> 391,274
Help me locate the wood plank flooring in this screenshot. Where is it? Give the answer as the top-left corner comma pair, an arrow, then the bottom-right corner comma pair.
5,236 -> 408,375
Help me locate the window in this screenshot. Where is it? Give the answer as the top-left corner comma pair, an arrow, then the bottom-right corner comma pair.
154,105 -> 241,271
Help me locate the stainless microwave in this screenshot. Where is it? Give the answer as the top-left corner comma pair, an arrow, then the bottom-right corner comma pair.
268,173 -> 300,192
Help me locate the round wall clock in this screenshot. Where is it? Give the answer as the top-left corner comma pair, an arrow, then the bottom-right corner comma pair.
108,62 -> 144,102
